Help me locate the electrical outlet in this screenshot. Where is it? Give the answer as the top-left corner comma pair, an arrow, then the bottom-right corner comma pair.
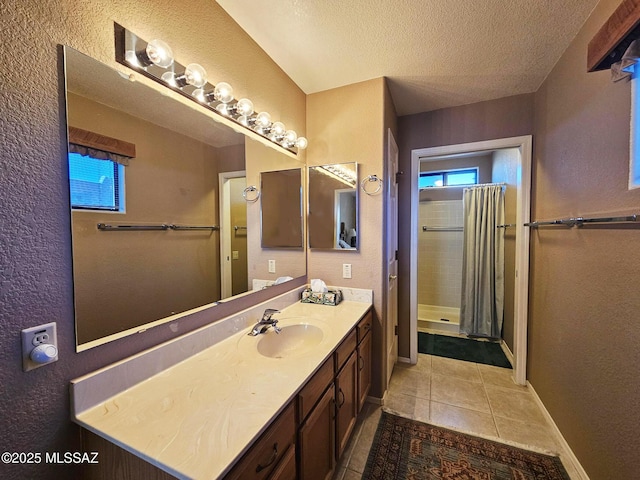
268,259 -> 276,273
22,322 -> 58,372
232,250 -> 239,260
343,263 -> 352,279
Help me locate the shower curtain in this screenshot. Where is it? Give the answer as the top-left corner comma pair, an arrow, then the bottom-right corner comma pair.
460,184 -> 505,338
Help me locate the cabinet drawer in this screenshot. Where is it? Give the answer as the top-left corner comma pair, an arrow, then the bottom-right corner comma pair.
298,356 -> 334,422
356,310 -> 372,344
334,329 -> 357,373
224,402 -> 296,480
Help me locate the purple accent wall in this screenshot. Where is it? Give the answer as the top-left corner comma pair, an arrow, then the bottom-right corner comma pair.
396,93 -> 534,356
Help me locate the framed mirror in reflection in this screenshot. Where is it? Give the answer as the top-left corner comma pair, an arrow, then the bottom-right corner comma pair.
308,163 -> 358,250
64,47 -> 306,351
261,169 -> 303,248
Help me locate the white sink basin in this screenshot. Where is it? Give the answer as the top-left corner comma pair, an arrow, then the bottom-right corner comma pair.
256,324 -> 324,359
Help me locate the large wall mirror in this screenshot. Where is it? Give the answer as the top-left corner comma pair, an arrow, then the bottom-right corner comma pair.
64,47 -> 306,351
308,163 -> 358,250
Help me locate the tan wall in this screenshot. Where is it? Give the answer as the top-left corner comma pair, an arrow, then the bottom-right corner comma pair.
68,92 -> 221,345
531,0 -> 640,477
306,78 -> 387,396
0,2 -> 305,478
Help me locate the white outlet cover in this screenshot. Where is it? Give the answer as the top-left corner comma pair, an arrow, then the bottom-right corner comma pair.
21,322 -> 58,372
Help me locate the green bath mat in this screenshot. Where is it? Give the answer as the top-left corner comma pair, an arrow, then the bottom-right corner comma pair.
418,332 -> 512,368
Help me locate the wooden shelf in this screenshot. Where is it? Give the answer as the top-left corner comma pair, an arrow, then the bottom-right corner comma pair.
588,0 -> 640,72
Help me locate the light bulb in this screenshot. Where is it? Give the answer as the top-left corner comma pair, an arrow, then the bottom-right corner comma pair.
255,111 -> 271,129
271,122 -> 286,136
216,103 -> 231,116
284,130 -> 298,145
145,39 -> 174,68
125,50 -> 141,67
295,137 -> 308,149
238,115 -> 256,127
161,71 -> 178,87
236,98 -> 254,116
184,63 -> 207,88
214,82 -> 234,103
192,88 -> 206,102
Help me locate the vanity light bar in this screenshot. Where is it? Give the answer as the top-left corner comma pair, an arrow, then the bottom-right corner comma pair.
114,23 -> 307,154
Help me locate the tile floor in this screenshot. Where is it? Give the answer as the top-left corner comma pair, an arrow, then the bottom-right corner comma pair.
333,353 -> 581,479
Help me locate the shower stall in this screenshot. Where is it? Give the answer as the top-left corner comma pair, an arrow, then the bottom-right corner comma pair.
417,199 -> 464,334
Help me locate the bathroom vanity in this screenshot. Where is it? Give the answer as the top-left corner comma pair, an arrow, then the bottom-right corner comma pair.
71,287 -> 372,479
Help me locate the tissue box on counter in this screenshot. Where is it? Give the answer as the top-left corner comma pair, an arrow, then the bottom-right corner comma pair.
301,288 -> 343,306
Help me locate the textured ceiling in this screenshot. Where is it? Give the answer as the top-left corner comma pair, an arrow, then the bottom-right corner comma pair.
216,0 -> 599,115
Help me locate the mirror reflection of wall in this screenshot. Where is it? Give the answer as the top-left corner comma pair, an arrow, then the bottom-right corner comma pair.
308,163 -> 358,250
260,169 -> 303,248
64,47 -> 306,351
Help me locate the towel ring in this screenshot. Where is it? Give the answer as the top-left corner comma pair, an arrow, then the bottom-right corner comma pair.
243,185 -> 260,203
360,174 -> 383,196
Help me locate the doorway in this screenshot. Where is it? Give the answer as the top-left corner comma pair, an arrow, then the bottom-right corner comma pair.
219,170 -> 248,298
409,136 -> 531,385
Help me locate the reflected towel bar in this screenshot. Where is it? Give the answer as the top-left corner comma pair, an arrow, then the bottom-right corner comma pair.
422,226 -> 463,232
234,226 -> 247,231
97,223 -> 219,231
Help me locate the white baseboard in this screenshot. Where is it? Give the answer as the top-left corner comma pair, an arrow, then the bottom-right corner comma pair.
527,381 -> 590,480
397,356 -> 411,364
500,340 -> 514,365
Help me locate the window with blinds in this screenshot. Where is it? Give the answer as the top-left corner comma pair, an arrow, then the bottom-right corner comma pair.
68,152 -> 123,211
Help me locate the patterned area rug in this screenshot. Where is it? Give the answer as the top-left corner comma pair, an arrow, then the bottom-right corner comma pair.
363,411 -> 570,479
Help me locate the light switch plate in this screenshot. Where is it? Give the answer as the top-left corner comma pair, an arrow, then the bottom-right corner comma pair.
268,259 -> 276,273
342,263 -> 352,279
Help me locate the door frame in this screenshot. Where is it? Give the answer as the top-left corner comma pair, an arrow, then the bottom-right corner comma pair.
409,135 -> 532,385
219,170 -> 246,299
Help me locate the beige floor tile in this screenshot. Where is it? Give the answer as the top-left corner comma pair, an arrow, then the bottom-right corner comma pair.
413,398 -> 430,423
430,401 -> 498,437
415,353 -> 433,372
484,384 -> 548,425
432,355 -> 482,382
346,428 -> 374,473
388,367 -> 430,400
477,363 -> 527,391
493,415 -> 559,452
342,468 -> 363,480
431,373 -> 491,413
384,391 -> 417,418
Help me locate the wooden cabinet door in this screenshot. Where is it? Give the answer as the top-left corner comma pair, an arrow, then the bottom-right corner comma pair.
299,384 -> 335,480
357,331 -> 372,412
335,352 -> 358,459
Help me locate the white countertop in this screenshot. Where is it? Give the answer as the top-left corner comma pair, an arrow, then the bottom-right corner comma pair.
73,299 -> 371,480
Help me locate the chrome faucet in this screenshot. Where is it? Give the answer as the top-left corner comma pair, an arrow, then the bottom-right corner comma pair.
248,309 -> 281,336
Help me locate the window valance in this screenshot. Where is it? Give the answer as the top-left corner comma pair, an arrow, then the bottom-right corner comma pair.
68,126 -> 135,166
